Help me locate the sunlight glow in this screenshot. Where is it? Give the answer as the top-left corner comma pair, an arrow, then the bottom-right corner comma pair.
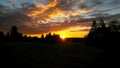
61,36 -> 66,40
25,26 -> 90,38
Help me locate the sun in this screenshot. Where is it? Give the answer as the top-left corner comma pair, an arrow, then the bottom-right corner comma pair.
61,36 -> 66,40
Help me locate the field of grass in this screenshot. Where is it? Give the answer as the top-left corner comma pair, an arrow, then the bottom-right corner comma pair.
0,42 -> 111,68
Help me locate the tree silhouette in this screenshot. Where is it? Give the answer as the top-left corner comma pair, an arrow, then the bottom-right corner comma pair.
0,31 -> 4,37
9,26 -> 23,41
7,31 -> 10,37
108,20 -> 120,32
45,32 -> 52,39
91,19 -> 97,31
0,31 -> 5,42
0,26 -> 61,43
86,18 -> 120,49
98,17 -> 106,28
10,26 -> 18,37
86,18 -> 108,48
41,34 -> 44,39
44,32 -> 60,43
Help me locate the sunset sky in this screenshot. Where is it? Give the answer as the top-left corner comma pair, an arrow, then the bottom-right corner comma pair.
0,0 -> 120,38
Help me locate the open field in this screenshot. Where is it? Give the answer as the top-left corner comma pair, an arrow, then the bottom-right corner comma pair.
0,42 -> 111,68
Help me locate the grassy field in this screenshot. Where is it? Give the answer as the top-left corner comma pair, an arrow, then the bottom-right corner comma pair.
0,42 -> 110,68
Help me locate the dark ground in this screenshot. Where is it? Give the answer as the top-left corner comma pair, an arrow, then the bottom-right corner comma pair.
0,41 -> 112,68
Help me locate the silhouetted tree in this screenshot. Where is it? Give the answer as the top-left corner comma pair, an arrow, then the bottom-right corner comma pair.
44,32 -> 60,43
53,33 -> 60,42
0,31 -> 4,37
91,19 -> 97,31
86,18 -> 108,48
45,32 -> 52,39
87,19 -> 97,39
0,31 -> 5,42
0,26 -> 61,43
108,20 -> 120,32
9,26 -> 23,41
7,31 -> 10,37
98,17 -> 106,28
86,17 -> 120,49
10,26 -> 18,37
41,34 -> 44,39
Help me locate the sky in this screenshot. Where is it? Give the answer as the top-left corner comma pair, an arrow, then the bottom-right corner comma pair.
0,0 -> 120,38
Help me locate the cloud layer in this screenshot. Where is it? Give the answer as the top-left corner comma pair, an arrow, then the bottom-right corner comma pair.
0,0 -> 120,34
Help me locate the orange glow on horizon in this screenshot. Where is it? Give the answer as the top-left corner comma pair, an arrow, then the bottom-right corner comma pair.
24,26 -> 90,38
25,29 -> 89,38
54,30 -> 89,38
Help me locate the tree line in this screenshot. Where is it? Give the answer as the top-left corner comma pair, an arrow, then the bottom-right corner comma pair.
0,26 -> 61,43
86,18 -> 120,49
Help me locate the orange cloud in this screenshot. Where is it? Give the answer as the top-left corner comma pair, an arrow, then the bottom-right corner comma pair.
68,9 -> 90,16
28,0 -> 57,17
26,0 -> 91,24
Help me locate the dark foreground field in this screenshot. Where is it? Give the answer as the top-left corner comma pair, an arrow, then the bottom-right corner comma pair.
0,42 -> 111,68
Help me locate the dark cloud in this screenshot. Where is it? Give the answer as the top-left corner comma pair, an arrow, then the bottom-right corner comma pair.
79,3 -> 90,10
85,0 -> 120,18
109,0 -> 120,6
70,28 -> 90,32
0,10 -> 33,33
103,13 -> 120,21
89,13 -> 120,23
0,4 -> 4,9
56,0 -> 72,11
79,0 -> 102,9
90,12 -> 110,17
90,0 -> 102,7
89,6 -> 120,17
98,7 -> 120,13
0,4 -> 9,13
78,0 -> 103,15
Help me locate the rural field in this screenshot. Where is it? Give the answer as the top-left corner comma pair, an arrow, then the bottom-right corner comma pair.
0,41 -> 111,68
